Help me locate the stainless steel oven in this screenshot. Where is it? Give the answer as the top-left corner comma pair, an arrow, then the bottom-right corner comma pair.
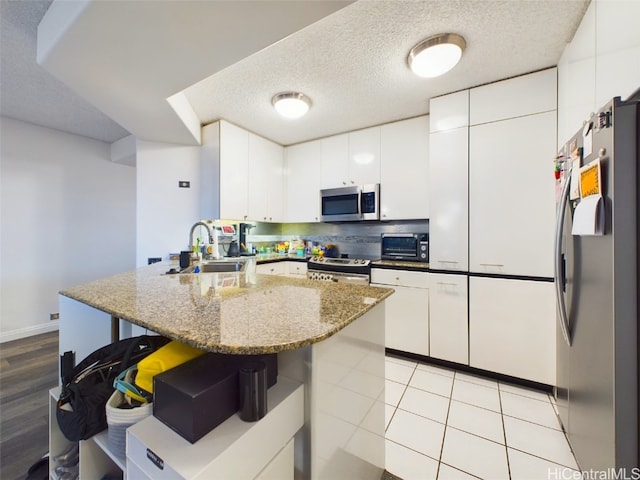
320,184 -> 379,222
307,256 -> 371,285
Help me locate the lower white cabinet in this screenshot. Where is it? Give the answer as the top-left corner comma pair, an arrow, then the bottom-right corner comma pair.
469,277 -> 556,385
256,262 -> 287,276
285,261 -> 307,278
371,268 -> 429,356
428,273 -> 469,365
257,261 -> 306,277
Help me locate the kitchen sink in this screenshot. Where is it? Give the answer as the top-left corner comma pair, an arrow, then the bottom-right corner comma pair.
165,258 -> 248,275
200,260 -> 246,272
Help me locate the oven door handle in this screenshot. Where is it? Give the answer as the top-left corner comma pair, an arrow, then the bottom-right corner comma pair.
357,189 -> 363,217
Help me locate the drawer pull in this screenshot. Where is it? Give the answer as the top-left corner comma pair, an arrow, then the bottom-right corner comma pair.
438,260 -> 459,264
436,282 -> 457,287
480,263 -> 504,267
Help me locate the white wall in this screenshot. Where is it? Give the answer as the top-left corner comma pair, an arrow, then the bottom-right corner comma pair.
136,140 -> 202,267
0,117 -> 136,342
558,0 -> 640,144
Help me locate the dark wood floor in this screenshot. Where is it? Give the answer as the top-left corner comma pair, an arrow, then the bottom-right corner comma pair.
0,331 -> 59,480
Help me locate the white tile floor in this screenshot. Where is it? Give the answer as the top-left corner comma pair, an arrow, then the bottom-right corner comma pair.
385,355 -> 581,480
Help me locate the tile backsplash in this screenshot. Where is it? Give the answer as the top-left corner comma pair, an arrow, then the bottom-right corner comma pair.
246,220 -> 428,259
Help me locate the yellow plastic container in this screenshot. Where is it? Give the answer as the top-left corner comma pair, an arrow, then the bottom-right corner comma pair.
135,340 -> 205,393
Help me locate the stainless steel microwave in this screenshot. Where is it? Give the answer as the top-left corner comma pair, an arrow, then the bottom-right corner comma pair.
381,233 -> 429,262
320,184 -> 380,222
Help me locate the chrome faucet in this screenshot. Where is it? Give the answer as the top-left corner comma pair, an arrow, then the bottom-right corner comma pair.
189,221 -> 214,253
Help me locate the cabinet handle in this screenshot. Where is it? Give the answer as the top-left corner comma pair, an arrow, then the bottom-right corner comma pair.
436,282 -> 458,287
264,217 -> 267,220
438,260 -> 459,264
350,180 -> 355,185
382,214 -> 387,218
480,263 -> 504,267
342,181 -> 347,185
395,277 -> 400,281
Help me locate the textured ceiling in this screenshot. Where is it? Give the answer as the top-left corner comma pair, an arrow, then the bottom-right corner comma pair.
185,0 -> 590,145
1,0 -> 590,147
0,0 -> 129,143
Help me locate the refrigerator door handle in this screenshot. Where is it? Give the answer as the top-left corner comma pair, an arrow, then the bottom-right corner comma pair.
555,171 -> 572,346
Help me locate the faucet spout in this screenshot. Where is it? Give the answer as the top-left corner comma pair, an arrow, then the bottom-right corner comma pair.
189,221 -> 214,253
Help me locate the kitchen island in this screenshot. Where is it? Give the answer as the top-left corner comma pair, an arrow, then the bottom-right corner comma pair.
57,261 -> 393,479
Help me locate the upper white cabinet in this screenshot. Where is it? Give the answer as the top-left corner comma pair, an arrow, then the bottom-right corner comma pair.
469,68 -> 557,125
380,116 -> 429,220
321,128 -> 381,188
428,127 -> 469,271
248,133 -> 284,222
468,111 -> 556,277
430,90 -> 469,133
320,134 -> 349,189
219,121 -> 250,221
212,121 -> 284,222
285,140 -> 322,223
348,126 -> 381,185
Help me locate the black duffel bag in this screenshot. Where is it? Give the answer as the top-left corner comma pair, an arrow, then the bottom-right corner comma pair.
56,335 -> 170,442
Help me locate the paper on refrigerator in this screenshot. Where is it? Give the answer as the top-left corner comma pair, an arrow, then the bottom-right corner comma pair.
572,159 -> 604,236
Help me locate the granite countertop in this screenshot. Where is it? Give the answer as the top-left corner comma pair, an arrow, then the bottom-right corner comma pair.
59,262 -> 393,355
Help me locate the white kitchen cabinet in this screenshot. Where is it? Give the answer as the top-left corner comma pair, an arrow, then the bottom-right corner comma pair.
256,262 -> 287,276
248,133 -> 284,222
469,68 -> 557,125
380,116 -> 429,220
469,277 -> 556,385
371,269 -> 429,356
594,0 -> 640,112
428,126 -> 469,271
320,134 -> 349,189
430,90 -> 469,133
285,140 -> 322,222
469,111 -> 556,277
320,127 -> 380,189
285,261 -> 307,278
219,120 -> 249,221
348,126 -> 381,186
428,273 -> 468,365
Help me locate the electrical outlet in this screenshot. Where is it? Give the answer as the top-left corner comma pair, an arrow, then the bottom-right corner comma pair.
50,312 -> 59,321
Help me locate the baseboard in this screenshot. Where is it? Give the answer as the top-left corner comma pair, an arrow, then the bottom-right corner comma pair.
0,321 -> 59,343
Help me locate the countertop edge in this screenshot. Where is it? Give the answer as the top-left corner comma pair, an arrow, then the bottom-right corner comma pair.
59,271 -> 394,355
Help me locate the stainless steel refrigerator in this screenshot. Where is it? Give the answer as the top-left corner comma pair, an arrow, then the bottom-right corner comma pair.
555,95 -> 639,471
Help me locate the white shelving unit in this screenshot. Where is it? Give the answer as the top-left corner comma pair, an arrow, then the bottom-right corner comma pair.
49,387 -> 124,480
49,378 -> 303,480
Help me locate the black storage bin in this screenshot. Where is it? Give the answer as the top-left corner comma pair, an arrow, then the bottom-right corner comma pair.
153,352 -> 277,443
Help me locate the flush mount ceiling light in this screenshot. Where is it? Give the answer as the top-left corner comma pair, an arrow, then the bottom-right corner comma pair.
408,33 -> 466,78
272,92 -> 312,119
